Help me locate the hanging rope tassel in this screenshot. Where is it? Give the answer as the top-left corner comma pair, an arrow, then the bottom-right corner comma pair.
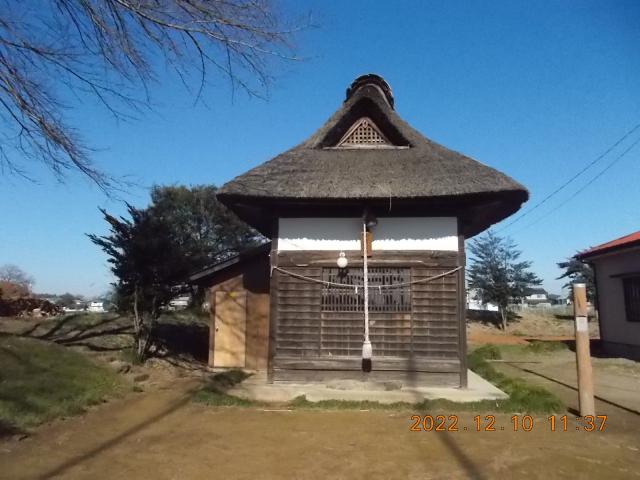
362,339 -> 372,372
362,221 -> 372,373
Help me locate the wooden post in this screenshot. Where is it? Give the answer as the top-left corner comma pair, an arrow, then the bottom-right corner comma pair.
208,288 -> 216,368
360,231 -> 372,257
573,283 -> 595,416
457,224 -> 468,388
267,221 -> 279,384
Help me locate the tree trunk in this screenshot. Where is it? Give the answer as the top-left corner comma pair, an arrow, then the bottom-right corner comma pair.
131,288 -> 161,362
132,286 -> 147,362
500,307 -> 507,332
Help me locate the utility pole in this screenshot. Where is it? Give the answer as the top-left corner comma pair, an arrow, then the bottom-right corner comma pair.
573,283 -> 595,416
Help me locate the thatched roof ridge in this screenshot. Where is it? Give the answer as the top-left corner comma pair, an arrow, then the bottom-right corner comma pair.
217,74 -> 528,237
218,77 -> 526,202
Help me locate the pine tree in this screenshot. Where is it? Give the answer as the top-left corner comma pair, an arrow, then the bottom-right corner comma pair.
557,257 -> 595,304
467,232 -> 542,330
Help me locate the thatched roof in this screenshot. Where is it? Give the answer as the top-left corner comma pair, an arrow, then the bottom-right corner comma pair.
218,74 -> 528,238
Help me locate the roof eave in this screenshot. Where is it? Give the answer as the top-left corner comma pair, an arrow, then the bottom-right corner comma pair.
217,188 -> 528,205
188,242 -> 271,285
218,189 -> 528,239
576,240 -> 640,262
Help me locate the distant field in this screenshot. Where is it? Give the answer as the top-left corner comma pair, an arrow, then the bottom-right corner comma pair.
467,307 -> 600,346
0,310 -> 209,358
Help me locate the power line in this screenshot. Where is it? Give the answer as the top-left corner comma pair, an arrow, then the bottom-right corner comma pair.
509,135 -> 640,235
497,121 -> 640,232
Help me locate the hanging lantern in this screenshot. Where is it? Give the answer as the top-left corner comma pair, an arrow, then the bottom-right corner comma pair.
364,209 -> 378,230
337,251 -> 348,269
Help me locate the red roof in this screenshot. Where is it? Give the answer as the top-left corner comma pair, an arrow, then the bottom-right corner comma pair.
577,230 -> 640,260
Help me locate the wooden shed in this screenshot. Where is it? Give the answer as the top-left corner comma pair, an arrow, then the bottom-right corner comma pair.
200,74 -> 528,387
191,244 -> 271,374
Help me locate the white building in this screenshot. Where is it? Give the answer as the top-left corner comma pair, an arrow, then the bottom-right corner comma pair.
168,295 -> 190,310
577,230 -> 640,360
87,301 -> 105,313
466,288 -> 499,312
524,288 -> 548,305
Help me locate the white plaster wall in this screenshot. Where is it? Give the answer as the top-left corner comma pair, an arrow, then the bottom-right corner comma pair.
593,248 -> 640,347
277,217 -> 458,251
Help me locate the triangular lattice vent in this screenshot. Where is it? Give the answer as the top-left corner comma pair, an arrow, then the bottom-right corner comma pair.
337,117 -> 390,147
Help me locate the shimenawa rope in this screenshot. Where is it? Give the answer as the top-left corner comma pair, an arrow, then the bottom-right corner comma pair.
271,265 -> 462,290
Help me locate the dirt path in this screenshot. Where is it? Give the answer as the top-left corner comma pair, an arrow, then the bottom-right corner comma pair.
2,379 -> 639,480
495,354 -> 640,429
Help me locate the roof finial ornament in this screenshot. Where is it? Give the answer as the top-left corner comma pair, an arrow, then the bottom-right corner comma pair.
345,74 -> 394,109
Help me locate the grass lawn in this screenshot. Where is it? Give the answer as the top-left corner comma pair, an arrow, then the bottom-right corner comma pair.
470,341 -> 569,358
0,334 -> 125,435
465,345 -> 564,413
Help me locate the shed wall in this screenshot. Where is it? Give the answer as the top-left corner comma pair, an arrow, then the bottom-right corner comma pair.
208,258 -> 270,372
593,248 -> 640,351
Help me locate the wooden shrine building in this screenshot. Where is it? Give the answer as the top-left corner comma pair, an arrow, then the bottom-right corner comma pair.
194,74 -> 528,387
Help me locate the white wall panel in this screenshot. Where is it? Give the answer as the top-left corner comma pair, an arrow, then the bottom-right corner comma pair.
277,217 -> 458,251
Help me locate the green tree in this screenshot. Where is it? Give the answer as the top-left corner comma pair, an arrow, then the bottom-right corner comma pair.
557,257 -> 595,304
467,232 -> 542,330
149,185 -> 259,269
56,293 -> 79,308
149,185 -> 261,305
88,185 -> 260,360
88,205 -> 185,360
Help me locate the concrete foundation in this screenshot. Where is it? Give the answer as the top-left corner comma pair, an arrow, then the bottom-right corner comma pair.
228,370 -> 507,404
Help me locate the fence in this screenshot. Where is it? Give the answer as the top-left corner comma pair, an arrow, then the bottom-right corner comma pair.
509,303 -> 597,317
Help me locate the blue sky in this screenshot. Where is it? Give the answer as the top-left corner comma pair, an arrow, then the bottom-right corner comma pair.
1,0 -> 639,297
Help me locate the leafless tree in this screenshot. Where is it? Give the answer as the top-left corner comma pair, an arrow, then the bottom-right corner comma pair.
0,1 -> 302,191
0,264 -> 35,289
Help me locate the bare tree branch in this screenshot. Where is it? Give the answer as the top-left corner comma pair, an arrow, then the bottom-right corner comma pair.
0,0 -> 304,192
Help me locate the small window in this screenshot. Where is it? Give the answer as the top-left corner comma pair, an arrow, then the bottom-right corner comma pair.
336,117 -> 390,147
321,267 -> 411,312
623,276 -> 640,322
